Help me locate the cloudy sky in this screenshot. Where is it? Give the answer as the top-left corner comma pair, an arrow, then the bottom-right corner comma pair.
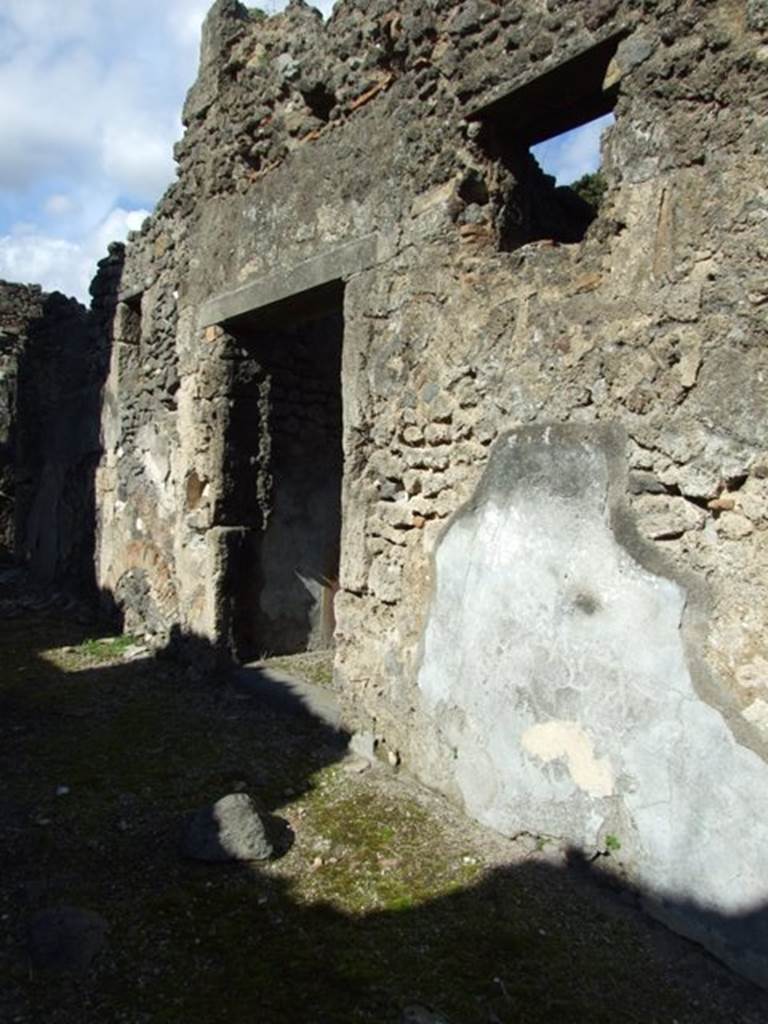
531,112 -> 613,189
0,0 -> 603,303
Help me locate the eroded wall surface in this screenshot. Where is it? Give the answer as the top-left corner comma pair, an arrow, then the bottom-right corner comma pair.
0,280 -> 104,587
0,282 -> 43,559
96,0 -> 768,978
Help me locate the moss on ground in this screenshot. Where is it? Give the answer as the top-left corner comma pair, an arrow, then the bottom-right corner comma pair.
261,648 -> 335,688
1,609 -> 764,1024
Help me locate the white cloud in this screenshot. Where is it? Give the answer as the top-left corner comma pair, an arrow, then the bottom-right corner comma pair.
1,0 -> 95,39
101,123 -> 177,201
166,2 -> 210,48
44,194 -> 76,217
0,234 -> 83,296
0,207 -> 149,302
93,208 -> 150,257
0,14 -> 186,197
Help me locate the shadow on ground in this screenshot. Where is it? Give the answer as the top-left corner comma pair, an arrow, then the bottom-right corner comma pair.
1,584 -> 767,1024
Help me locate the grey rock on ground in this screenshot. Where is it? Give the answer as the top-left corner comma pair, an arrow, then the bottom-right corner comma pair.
181,793 -> 273,862
26,906 -> 108,973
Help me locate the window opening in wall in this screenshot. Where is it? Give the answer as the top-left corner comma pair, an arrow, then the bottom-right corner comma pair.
469,31 -> 623,248
119,290 -> 143,346
531,111 -> 613,214
221,281 -> 344,661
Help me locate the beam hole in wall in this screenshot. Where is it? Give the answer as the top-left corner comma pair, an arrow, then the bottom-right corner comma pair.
470,31 -> 622,248
220,281 -> 344,661
116,291 -> 142,347
301,82 -> 336,123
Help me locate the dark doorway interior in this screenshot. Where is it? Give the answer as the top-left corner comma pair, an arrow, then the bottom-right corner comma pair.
224,284 -> 344,660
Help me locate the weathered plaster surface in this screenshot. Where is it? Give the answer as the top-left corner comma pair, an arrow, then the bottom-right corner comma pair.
417,425 -> 768,978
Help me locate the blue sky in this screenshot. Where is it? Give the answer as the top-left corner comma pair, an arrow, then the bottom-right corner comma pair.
0,1 -> 605,303
531,112 -> 614,185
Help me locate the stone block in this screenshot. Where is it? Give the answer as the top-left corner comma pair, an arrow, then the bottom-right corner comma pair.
182,794 -> 273,862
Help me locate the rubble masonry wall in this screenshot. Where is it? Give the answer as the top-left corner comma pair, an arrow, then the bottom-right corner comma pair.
95,0 -> 768,981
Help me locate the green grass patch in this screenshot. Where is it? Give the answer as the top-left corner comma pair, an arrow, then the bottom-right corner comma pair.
262,649 -> 335,688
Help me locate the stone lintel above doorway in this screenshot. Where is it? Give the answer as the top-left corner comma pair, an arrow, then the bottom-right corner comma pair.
198,234 -> 380,331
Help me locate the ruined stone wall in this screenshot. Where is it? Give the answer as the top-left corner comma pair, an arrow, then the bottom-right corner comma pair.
0,282 -> 45,560
0,279 -> 106,587
97,0 -> 768,980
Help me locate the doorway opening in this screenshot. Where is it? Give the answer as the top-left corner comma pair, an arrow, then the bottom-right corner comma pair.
222,281 -> 344,661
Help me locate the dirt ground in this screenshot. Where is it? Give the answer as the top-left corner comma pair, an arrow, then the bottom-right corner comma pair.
2,570 -> 767,1024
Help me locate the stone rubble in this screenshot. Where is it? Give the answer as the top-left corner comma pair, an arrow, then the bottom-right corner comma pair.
181,793 -> 274,862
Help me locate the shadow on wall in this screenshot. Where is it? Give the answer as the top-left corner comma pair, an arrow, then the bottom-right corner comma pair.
416,423 -> 768,989
1,588 -> 767,1024
11,247 -> 123,597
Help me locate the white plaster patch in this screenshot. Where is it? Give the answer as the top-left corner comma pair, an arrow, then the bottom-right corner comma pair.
521,721 -> 614,798
416,430 -> 768,933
